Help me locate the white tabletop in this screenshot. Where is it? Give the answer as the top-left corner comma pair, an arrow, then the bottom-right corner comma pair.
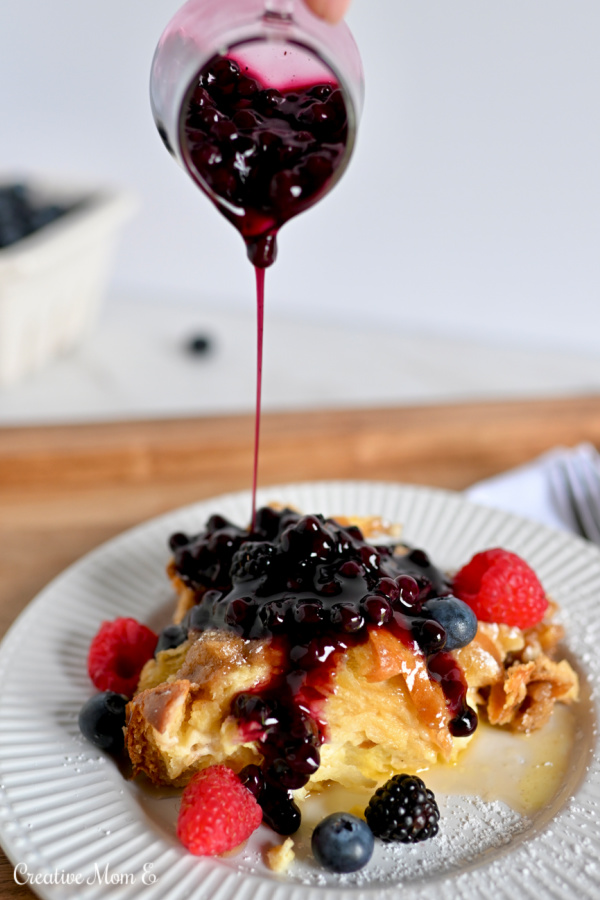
1,291 -> 599,427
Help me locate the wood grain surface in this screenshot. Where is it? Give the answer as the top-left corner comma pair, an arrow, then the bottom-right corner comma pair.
2,395 -> 600,897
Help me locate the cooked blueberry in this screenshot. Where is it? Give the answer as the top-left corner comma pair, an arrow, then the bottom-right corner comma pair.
329,602 -> 364,633
284,742 -> 320,775
260,784 -> 301,835
312,812 -> 374,873
238,763 -> 264,798
307,83 -> 333,100
189,85 -> 213,110
212,120 -> 238,144
423,596 -> 478,650
225,596 -> 255,629
155,623 -> 188,655
292,599 -> 324,625
236,75 -> 259,100
408,548 -> 430,568
412,617 -> 447,652
450,705 -> 478,737
231,692 -> 275,726
193,143 -> 223,168
78,692 -> 127,754
204,57 -> 240,91
303,152 -> 334,181
361,594 -> 392,625
207,167 -> 238,198
271,758 -> 310,790
303,101 -> 333,127
269,170 -> 303,207
255,88 -> 284,114
232,109 -> 260,130
168,531 -> 189,550
395,574 -> 421,609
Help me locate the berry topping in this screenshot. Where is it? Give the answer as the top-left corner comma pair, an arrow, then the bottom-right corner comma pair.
365,774 -> 440,844
176,765 -> 262,855
422,595 -> 478,650
453,548 -> 548,629
87,618 -> 157,697
170,507 -> 477,829
311,812 -> 374,873
78,691 -> 127,754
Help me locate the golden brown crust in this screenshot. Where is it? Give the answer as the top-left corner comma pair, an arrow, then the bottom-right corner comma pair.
486,655 -> 578,732
125,631 -> 278,785
166,561 -> 197,624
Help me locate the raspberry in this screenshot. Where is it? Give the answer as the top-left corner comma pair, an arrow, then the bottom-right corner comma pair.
177,765 -> 262,855
365,773 -> 439,843
87,618 -> 157,697
453,548 -> 548,629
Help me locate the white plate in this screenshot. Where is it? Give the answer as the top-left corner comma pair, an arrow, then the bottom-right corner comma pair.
0,481 -> 599,900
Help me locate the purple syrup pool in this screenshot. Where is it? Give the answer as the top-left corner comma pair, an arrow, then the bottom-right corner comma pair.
182,55 -> 349,268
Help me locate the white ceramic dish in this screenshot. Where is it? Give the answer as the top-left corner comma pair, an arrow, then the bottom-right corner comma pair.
0,176 -> 135,386
0,481 -> 598,900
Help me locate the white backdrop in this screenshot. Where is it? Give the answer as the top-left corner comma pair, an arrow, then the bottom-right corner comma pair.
2,1 -> 599,353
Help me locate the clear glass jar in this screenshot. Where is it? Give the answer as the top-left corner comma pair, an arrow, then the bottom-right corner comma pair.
150,0 -> 364,265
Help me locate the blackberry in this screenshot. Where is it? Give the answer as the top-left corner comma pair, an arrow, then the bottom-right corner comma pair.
230,541 -> 276,582
365,774 -> 439,843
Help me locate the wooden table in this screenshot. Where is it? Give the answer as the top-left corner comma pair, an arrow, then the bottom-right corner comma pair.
2,395 -> 600,897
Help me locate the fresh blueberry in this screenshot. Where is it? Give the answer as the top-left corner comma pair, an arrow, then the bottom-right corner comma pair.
78,691 -> 127,754
155,623 -> 188,655
423,595 -> 478,650
312,812 -> 374,873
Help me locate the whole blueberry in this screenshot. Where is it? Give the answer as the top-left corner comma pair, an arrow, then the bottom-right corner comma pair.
78,691 -> 127,754
423,595 -> 478,650
155,623 -> 188,655
312,812 -> 374,873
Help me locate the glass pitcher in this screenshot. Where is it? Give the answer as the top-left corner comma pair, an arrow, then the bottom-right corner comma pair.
150,0 -> 364,265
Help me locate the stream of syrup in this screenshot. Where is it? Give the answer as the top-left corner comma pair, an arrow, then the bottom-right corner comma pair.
181,54 -> 350,522
252,266 -> 265,527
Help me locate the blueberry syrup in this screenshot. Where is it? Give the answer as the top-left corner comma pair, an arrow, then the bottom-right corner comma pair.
171,507 -> 477,832
179,54 -> 350,527
182,55 -> 349,268
251,266 -> 265,529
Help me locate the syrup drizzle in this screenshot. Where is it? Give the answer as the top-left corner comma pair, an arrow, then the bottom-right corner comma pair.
180,55 -> 350,523
251,266 -> 265,529
172,52 -> 477,837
